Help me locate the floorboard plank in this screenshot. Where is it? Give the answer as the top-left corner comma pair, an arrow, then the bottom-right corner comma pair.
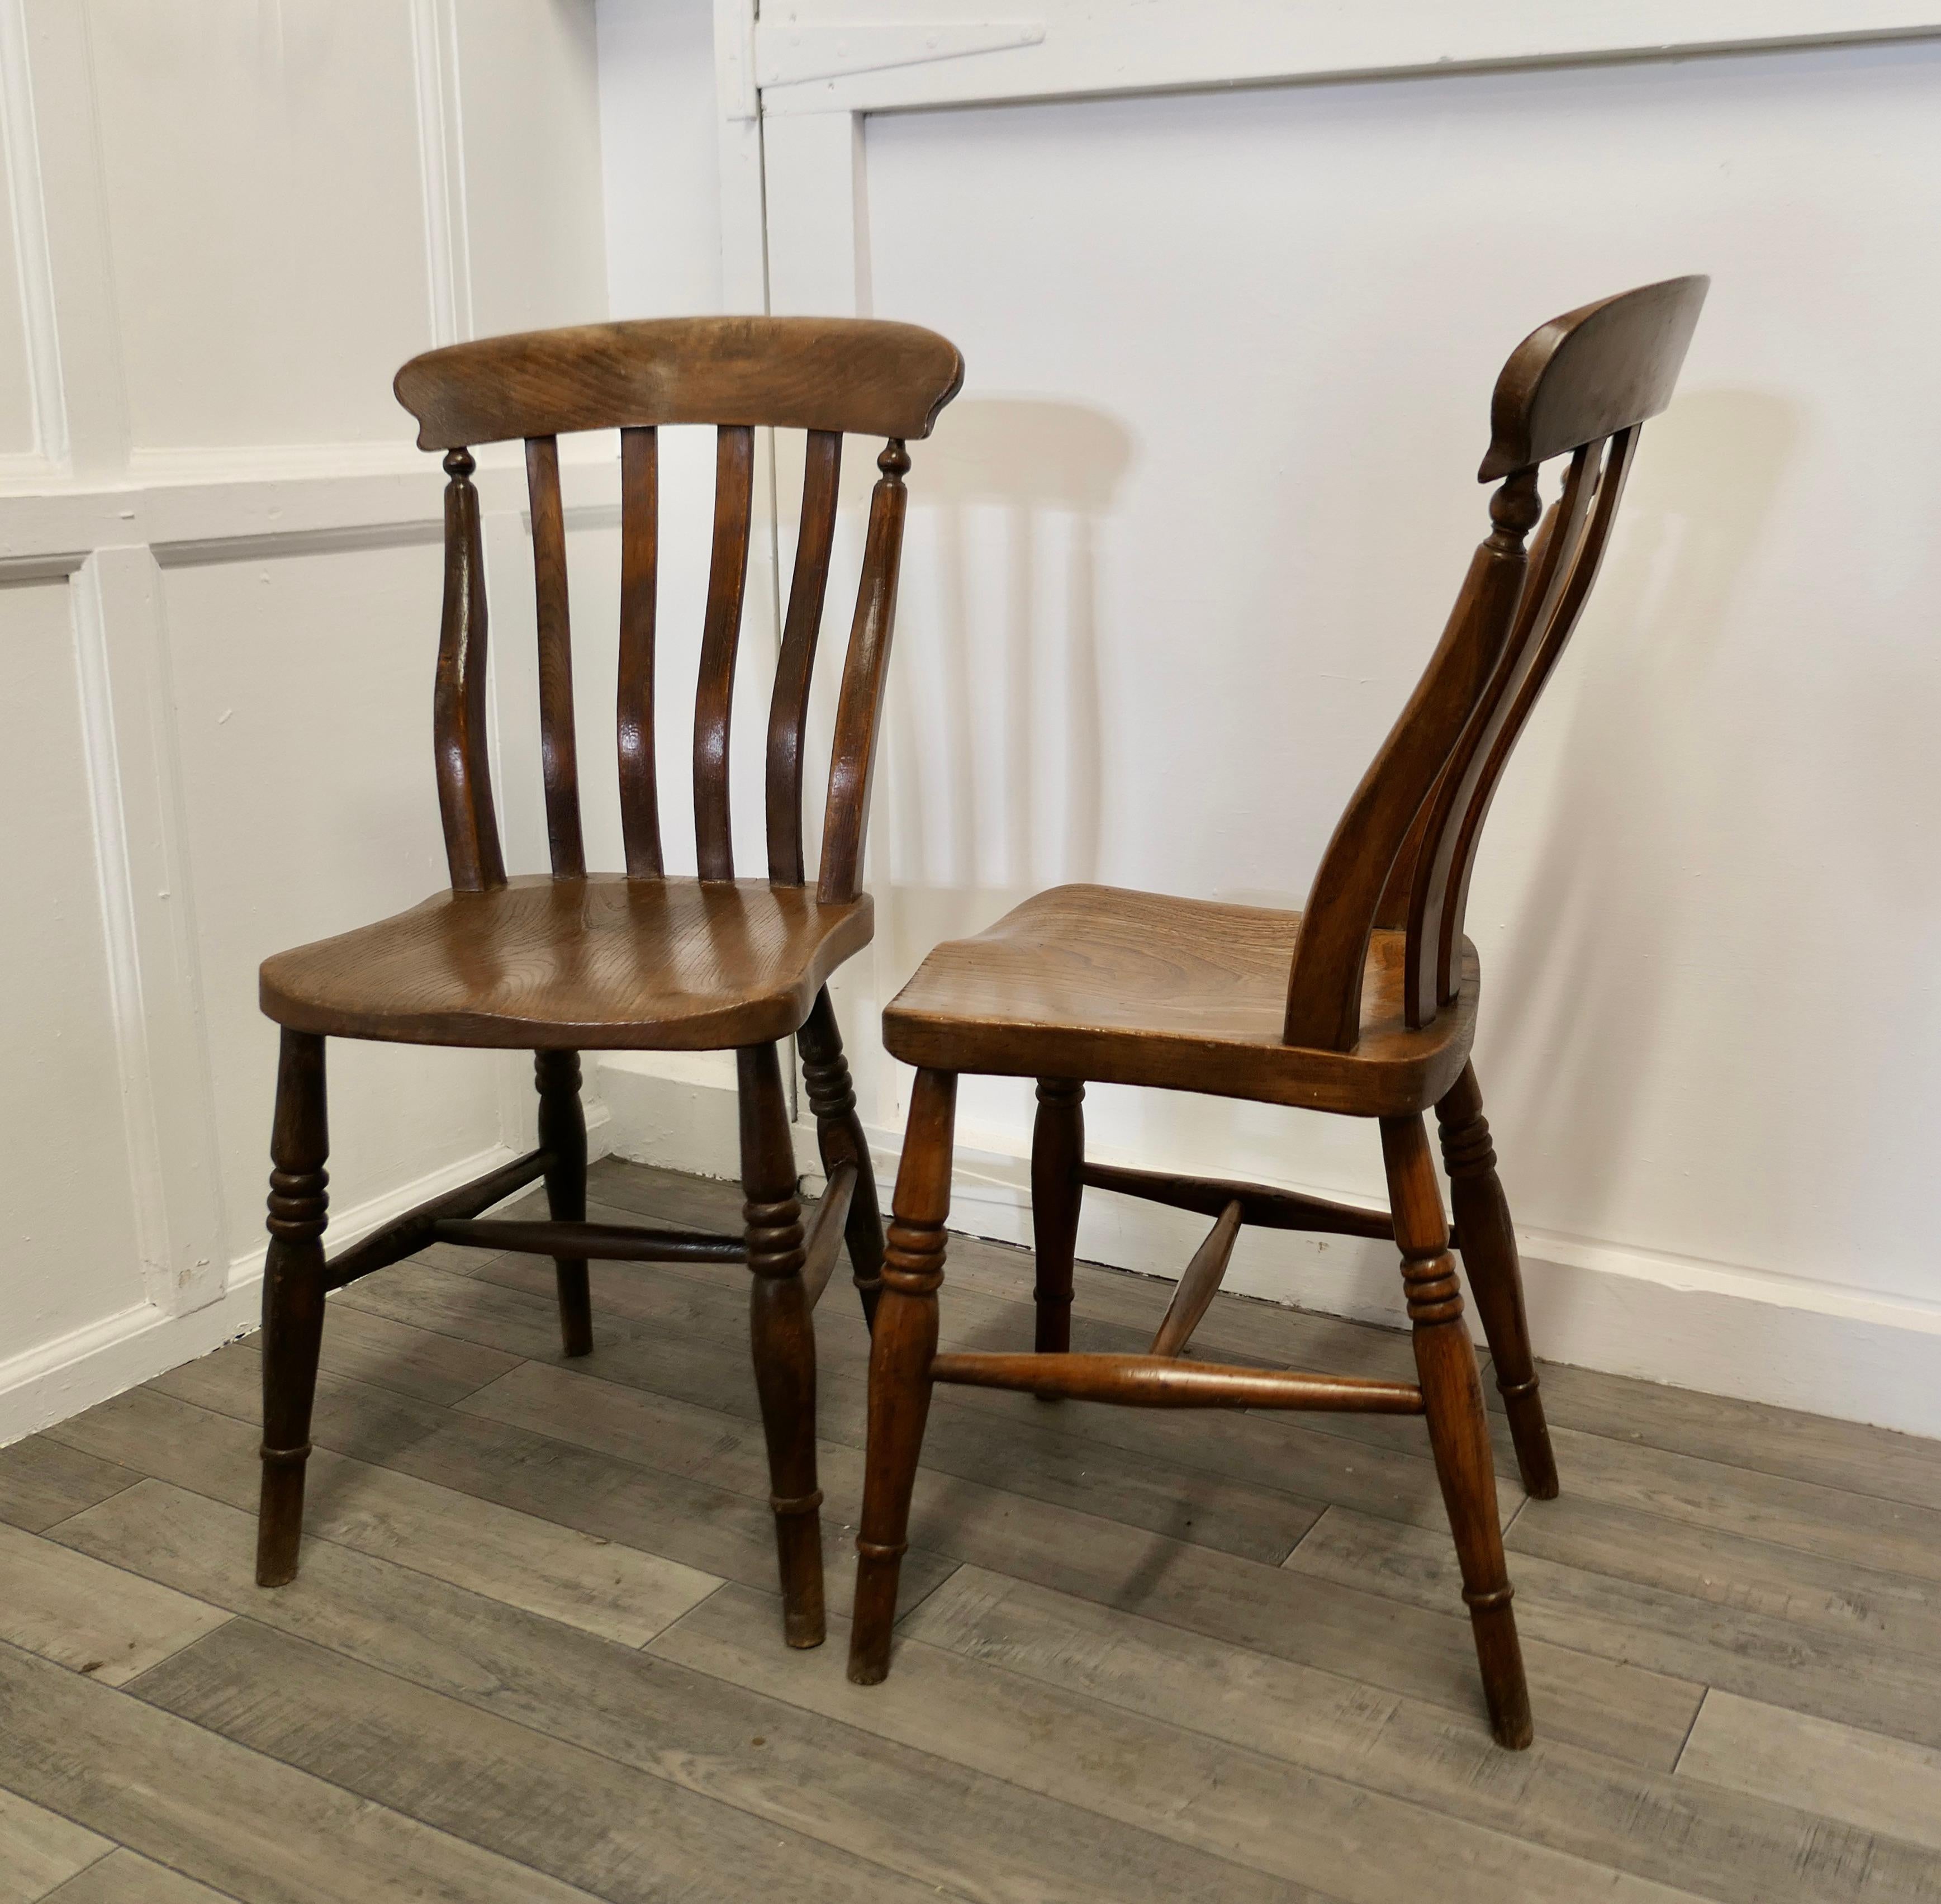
0,1437 -> 140,1535
652,1581 -> 1703,1904
0,1519 -> 230,1687
65,1480 -> 1289,1904
40,1848 -> 238,1904
135,1619 -> 941,1904
909,1564 -> 1941,1904
1546,1424 -> 1941,1586
1510,1491 -> 1941,1664
48,1379 -> 723,1648
1499,1362 -> 1941,1513
1679,1691 -> 1941,1858
0,1784 -> 110,1904
1291,1505 -> 1941,1753
316,1297 -> 521,1406
0,1640 -> 603,1903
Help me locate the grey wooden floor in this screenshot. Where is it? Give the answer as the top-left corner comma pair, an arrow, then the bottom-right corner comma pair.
4,1158 -> 1941,1902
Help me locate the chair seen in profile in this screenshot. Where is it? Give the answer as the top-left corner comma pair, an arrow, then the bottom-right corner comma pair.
847,277 -> 1708,1748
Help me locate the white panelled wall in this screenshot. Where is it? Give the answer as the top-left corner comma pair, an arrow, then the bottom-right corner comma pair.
596,1 -> 1941,1437
0,1 -> 609,1441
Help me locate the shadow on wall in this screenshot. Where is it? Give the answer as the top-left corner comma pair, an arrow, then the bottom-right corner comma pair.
1478,389 -> 1798,1246
889,397 -> 1136,967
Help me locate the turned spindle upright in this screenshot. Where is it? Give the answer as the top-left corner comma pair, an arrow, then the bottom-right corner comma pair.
851,277 -> 1708,1749
253,316 -> 962,1647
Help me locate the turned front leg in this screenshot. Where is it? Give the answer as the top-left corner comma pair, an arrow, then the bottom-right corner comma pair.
849,1067 -> 956,1684
536,1049 -> 592,1357
1382,1111 -> 1532,1749
258,1030 -> 330,1588
738,1040 -> 824,1648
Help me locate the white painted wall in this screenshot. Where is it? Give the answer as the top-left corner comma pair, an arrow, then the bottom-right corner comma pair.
0,0 -> 609,1439
595,2 -> 1941,1435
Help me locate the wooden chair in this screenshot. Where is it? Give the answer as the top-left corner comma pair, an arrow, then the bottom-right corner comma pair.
254,316 -> 962,1650
848,277 -> 1707,1747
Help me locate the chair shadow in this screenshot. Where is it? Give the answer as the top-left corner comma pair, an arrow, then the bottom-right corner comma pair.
888,397 -> 1136,947
1478,389 -> 1800,1260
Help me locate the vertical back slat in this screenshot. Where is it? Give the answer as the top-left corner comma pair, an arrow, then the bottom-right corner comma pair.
1435,427 -> 1638,1002
526,434 -> 586,878
818,439 -> 909,904
433,448 -> 506,891
616,425 -> 662,877
1403,442 -> 1597,1027
766,430 -> 844,885
1282,469 -> 1540,1053
695,424 -> 756,881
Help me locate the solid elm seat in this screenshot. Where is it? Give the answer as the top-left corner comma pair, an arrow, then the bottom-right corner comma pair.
884,883 -> 1479,1117
262,876 -> 874,1050
848,276 -> 1710,1755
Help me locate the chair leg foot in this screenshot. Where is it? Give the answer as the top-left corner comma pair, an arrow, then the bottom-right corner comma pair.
849,1067 -> 955,1685
1437,1062 -> 1558,1499
1383,1111 -> 1532,1750
257,1029 -> 329,1589
537,1050 -> 592,1358
798,988 -> 886,1332
740,1041 -> 825,1649
1031,1079 -> 1083,1368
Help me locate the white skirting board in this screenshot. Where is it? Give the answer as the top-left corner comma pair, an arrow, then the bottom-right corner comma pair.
0,1101 -> 613,1449
598,1060 -> 1941,1442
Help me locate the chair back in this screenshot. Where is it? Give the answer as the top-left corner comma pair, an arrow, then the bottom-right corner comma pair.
1284,277 -> 1708,1050
393,316 -> 965,901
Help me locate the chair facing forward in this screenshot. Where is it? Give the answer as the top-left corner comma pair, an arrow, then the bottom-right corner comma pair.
848,278 -> 1707,1746
254,316 -> 962,1649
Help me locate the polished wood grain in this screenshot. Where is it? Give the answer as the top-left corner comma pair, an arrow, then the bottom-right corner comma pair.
928,1352 -> 1424,1413
1031,1079 -> 1083,1356
739,1039 -> 824,1647
1479,274 -> 1708,480
1147,1200 -> 1244,1357
262,876 -> 874,1049
885,883 -> 1479,1116
1080,1158 -> 1394,1240
431,447 -> 503,893
860,281 -> 1707,1745
527,435 -> 586,880
395,315 -> 964,449
1437,1060 -> 1557,1498
256,1028 -> 328,1588
850,1067 -> 956,1685
797,986 -> 886,1325
536,1049 -> 591,1356
695,425 -> 754,881
256,316 -> 960,1640
768,430 -> 842,887
616,425 -> 662,878
431,1219 -> 744,1263
799,1162 -> 859,1310
1382,1112 -> 1529,1747
819,440 -> 911,904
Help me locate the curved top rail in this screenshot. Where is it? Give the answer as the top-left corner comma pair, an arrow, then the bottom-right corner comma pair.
1478,275 -> 1708,481
396,315 -> 966,449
